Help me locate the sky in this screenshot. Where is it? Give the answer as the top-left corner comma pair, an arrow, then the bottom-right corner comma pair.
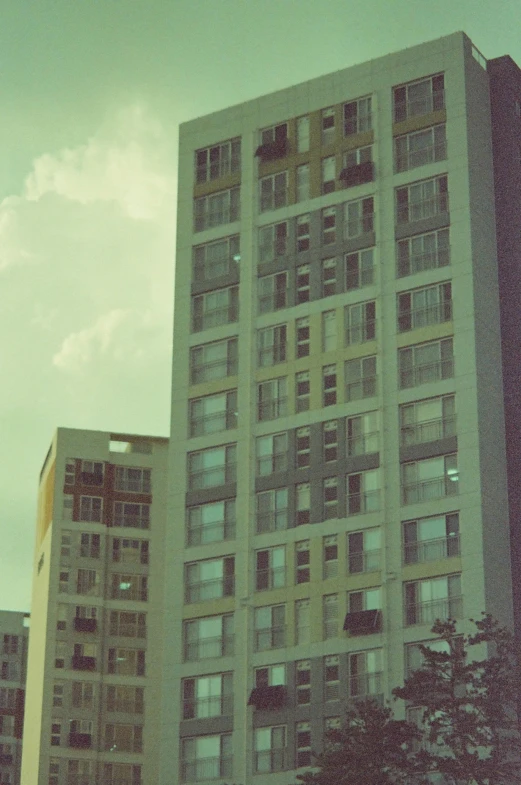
2,0 -> 521,612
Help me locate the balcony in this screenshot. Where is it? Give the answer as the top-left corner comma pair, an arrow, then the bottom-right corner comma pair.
193,256 -> 239,284
397,193 -> 449,225
193,304 -> 239,333
71,655 -> 96,671
405,595 -> 462,626
185,576 -> 235,604
112,514 -> 149,529
401,414 -> 456,446
343,609 -> 382,634
184,635 -> 234,662
348,549 -> 381,574
190,410 -> 237,437
73,617 -> 97,633
395,141 -> 447,174
399,358 -> 454,389
398,301 -> 452,332
394,90 -> 445,123
182,756 -> 233,782
69,732 -> 92,749
397,245 -> 450,277
255,138 -> 289,162
183,694 -> 233,720
191,356 -> 238,385
404,534 -> 460,564
186,520 -> 236,547
188,463 -> 236,491
347,490 -> 381,515
114,478 -> 151,493
248,685 -> 287,710
254,626 -> 286,652
402,475 -> 458,505
80,471 -> 103,486
339,161 -> 374,187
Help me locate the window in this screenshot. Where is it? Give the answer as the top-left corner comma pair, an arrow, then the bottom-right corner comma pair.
80,460 -> 104,484
182,674 -> 233,719
256,432 -> 288,476
323,420 -> 338,462
323,535 -> 338,578
104,723 -> 142,753
396,175 -> 448,225
296,483 -> 310,525
256,488 -> 288,533
109,610 -> 146,638
110,574 -> 148,601
297,116 -> 310,152
323,594 -> 339,639
322,156 -> 336,194
296,722 -> 312,768
55,642 -> 67,669
296,264 -> 310,303
322,311 -> 336,351
0,716 -> 14,736
187,444 -> 237,490
402,453 -> 459,504
192,235 -> 240,282
194,187 -> 240,232
76,569 -> 99,596
112,537 -> 149,565
256,663 -> 286,687
345,355 -> 377,401
400,394 -> 456,446
345,301 -> 376,344
256,546 -> 285,590
343,196 -> 374,239
191,285 -> 239,332
72,642 -> 97,670
65,458 -> 76,485
114,467 -> 151,494
189,390 -> 237,436
258,324 -> 287,367
322,257 -> 337,297
190,337 -> 238,384
348,587 -> 381,613
296,165 -> 310,202
404,512 -> 460,564
106,685 -> 144,714
296,427 -> 310,468
56,604 -> 67,631
185,556 -> 235,603
107,648 -> 145,677
296,317 -> 310,358
405,638 -> 454,678
255,726 -> 287,773
102,764 -> 142,785
3,636 -> 18,655
184,614 -> 234,661
349,649 -> 382,698
72,681 -> 94,709
393,74 -> 445,122
347,469 -> 380,514
405,574 -> 462,626
258,271 -> 288,313
181,733 -> 232,782
398,282 -> 452,331
195,138 -> 241,183
395,124 -> 447,173
79,496 -> 102,523
347,411 -> 378,455
342,145 -> 372,172
296,372 -> 310,412
295,599 -> 310,644
259,221 -> 288,262
322,107 -> 336,145
323,365 -> 337,406
296,214 -> 310,252
63,496 -> 73,521
258,377 -> 288,421
295,660 -> 310,705
60,532 -> 71,559
322,207 -> 336,244
113,502 -> 150,529
260,122 -> 288,147
323,478 -> 338,519
187,499 -> 236,546
254,605 -> 285,651
348,528 -> 381,573
0,689 -> 16,709
260,171 -> 288,212
399,337 -> 454,389
1,661 -> 18,681
78,532 -> 100,559
345,247 -> 374,290
59,570 -> 69,593
296,541 -> 310,584
397,227 -> 449,277
324,655 -> 340,701
344,95 -> 372,135
50,720 -> 61,747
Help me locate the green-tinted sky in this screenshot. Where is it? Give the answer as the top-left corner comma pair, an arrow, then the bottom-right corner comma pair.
1,0 -> 520,611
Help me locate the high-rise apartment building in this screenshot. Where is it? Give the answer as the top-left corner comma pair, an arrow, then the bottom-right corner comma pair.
0,610 -> 29,785
164,31 -> 521,785
21,429 -> 169,785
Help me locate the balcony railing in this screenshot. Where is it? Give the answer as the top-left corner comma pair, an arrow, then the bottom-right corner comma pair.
397,245 -> 450,277
344,114 -> 373,136
395,141 -> 447,173
189,463 -> 237,490
254,625 -> 286,652
254,749 -> 287,773
344,213 -> 374,240
401,415 -> 456,446
256,452 -> 287,476
191,356 -> 238,385
347,490 -> 381,515
258,290 -> 288,314
347,431 -> 379,456
349,671 -> 383,697
394,90 -> 445,122
186,520 -> 236,547
183,694 -> 233,720
399,358 -> 454,389
184,635 -> 234,662
190,410 -> 237,437
345,376 -> 377,402
345,266 -> 374,290
260,189 -> 288,213
111,584 -> 148,602
114,478 -> 151,493
185,576 -> 235,603
258,398 -> 288,422
256,567 -> 286,591
404,534 -> 460,564
196,156 -> 241,183
398,301 -> 452,332
256,509 -> 288,534
348,548 -> 381,574
402,475 -> 459,505
339,161 -> 374,188
193,305 -> 238,332
112,514 -> 149,529
345,319 -> 376,345
181,755 -> 233,783
397,193 -> 449,225
258,344 -> 287,367
405,595 -> 462,626
109,620 -> 146,638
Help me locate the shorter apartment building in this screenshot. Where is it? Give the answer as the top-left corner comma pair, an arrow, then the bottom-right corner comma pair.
0,610 -> 29,785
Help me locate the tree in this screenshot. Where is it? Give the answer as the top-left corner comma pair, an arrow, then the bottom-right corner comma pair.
393,614 -> 521,785
295,699 -> 420,785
